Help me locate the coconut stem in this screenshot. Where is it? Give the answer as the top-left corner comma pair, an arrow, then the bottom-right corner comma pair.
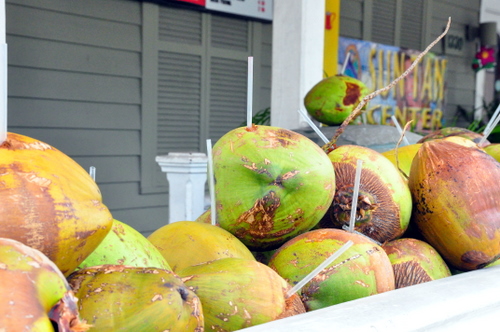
321,17 -> 452,154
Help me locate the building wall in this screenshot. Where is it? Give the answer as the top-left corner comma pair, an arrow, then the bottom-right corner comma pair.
339,0 -> 481,127
5,0 -> 480,235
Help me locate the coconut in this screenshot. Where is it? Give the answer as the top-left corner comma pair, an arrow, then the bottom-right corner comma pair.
148,220 -> 255,272
408,137 -> 500,270
212,125 -> 336,251
382,238 -> 451,289
304,74 -> 369,125
68,265 -> 204,331
177,257 -> 305,331
0,132 -> 113,276
77,219 -> 171,271
381,143 -> 422,179
417,127 -> 489,147
0,237 -> 89,331
321,145 -> 412,243
268,228 -> 395,311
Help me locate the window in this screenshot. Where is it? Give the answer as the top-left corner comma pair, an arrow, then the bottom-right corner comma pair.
141,2 -> 270,193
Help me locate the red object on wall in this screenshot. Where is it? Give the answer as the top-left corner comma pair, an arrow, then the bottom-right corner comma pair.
325,12 -> 332,30
175,0 -> 206,6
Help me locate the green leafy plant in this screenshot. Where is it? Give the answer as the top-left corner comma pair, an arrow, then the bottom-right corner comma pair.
240,107 -> 271,126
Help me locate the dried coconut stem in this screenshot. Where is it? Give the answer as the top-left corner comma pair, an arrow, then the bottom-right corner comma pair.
322,17 -> 452,153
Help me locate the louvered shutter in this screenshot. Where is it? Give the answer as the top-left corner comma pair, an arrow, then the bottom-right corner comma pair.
157,51 -> 202,154
371,0 -> 398,45
208,14 -> 250,141
209,57 -> 247,140
400,0 -> 424,50
141,3 -> 266,194
157,7 -> 204,154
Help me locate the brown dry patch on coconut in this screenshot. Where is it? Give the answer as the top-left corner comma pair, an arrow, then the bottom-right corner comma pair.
343,82 -> 362,106
236,191 -> 280,239
393,260 -> 432,288
277,292 -> 306,319
461,250 -> 492,269
1,133 -> 54,151
262,128 -> 299,149
326,162 -> 402,243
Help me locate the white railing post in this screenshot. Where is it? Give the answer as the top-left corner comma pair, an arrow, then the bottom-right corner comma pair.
155,152 -> 208,224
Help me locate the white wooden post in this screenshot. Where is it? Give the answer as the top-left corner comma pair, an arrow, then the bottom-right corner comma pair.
271,0 -> 325,130
155,152 -> 208,223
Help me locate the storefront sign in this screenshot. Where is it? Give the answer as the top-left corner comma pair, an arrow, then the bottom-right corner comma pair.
175,0 -> 206,5
174,0 -> 272,21
339,37 -> 448,132
206,0 -> 273,21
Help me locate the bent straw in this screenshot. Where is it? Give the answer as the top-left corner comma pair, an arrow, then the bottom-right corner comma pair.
286,240 -> 354,298
348,159 -> 363,233
391,115 -> 410,146
298,109 -> 330,144
247,56 -> 254,128
206,139 -> 217,226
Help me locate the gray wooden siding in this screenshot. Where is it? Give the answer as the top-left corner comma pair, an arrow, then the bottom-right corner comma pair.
339,0 -> 480,127
7,0 -> 153,234
7,0 -> 272,235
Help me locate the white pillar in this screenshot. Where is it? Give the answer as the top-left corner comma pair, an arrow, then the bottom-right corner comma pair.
155,152 -> 208,223
271,0 -> 325,130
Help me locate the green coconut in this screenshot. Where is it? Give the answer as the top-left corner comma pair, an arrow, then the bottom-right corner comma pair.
77,219 -> 171,271
304,74 -> 369,125
484,143 -> 500,162
408,136 -> 500,271
212,125 -> 336,251
0,237 -> 89,331
321,145 -> 412,243
177,257 -> 305,331
68,265 -> 204,331
147,220 -> 255,273
382,238 -> 451,289
268,228 -> 395,311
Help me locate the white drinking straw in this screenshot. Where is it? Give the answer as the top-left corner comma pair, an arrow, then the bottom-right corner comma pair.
89,166 -> 96,181
483,103 -> 500,135
0,0 -> 7,144
480,111 -> 500,147
348,159 -> 363,233
246,56 -> 254,128
206,139 -> 217,226
298,109 -> 330,144
286,240 -> 354,298
391,115 -> 410,146
340,52 -> 351,75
